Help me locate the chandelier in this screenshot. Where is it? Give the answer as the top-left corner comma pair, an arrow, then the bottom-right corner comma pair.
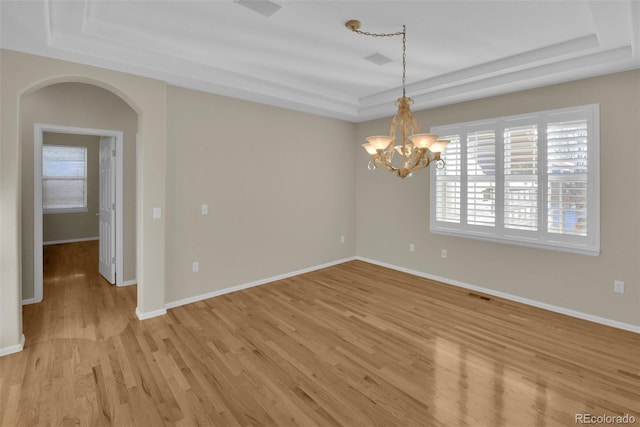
346,20 -> 450,178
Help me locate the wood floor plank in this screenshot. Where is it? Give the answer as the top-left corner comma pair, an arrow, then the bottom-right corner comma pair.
1,240 -> 639,426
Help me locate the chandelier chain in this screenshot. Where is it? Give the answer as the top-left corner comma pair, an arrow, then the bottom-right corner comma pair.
348,27 -> 404,38
402,26 -> 406,98
349,25 -> 407,97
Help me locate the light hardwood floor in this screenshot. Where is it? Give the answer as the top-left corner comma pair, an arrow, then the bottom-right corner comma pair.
1,241 -> 639,426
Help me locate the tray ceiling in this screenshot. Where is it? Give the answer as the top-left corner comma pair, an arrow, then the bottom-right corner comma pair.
2,0 -> 639,121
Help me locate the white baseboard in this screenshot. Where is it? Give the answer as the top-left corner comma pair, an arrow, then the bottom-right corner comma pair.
356,256 -> 640,334
165,256 -> 358,310
136,307 -> 167,320
22,296 -> 42,305
0,334 -> 25,357
118,279 -> 137,287
43,237 -> 99,245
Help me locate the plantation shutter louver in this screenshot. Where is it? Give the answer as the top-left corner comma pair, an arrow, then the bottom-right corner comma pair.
435,135 -> 461,223
547,119 -> 588,236
467,130 -> 496,227
504,125 -> 538,231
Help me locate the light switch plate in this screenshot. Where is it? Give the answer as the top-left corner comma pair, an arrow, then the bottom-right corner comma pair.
153,207 -> 161,219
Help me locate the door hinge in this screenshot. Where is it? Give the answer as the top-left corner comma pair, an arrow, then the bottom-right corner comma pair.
112,256 -> 116,264
112,149 -> 116,157
112,202 -> 116,210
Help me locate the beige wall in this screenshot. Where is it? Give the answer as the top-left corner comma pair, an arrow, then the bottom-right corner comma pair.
42,133 -> 100,243
165,86 -> 356,303
0,49 -> 355,353
1,49 -> 167,352
21,83 -> 138,298
2,48 -> 638,356
355,70 -> 640,327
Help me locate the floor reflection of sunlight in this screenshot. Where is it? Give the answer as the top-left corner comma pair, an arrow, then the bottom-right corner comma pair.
432,335 -> 551,426
46,273 -> 88,281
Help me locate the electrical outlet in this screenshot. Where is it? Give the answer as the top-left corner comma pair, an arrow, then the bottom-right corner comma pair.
441,249 -> 447,259
409,243 -> 415,252
614,280 -> 624,294
201,204 -> 209,215
341,235 -> 345,244
192,262 -> 199,273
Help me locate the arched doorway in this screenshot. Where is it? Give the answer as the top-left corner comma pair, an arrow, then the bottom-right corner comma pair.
1,51 -> 168,356
20,81 -> 138,307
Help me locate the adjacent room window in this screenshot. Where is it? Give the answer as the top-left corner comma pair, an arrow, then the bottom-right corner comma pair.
42,145 -> 88,213
430,104 -> 599,255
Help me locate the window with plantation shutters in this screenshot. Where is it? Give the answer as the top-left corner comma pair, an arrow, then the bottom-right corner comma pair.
430,104 -> 599,256
42,145 -> 88,213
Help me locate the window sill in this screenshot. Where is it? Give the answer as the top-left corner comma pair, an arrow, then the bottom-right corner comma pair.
43,208 -> 89,215
430,227 -> 600,257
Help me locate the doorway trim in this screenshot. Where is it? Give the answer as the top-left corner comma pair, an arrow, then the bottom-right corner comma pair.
29,123 -> 125,304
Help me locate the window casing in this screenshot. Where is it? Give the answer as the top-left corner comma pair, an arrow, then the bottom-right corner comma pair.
42,145 -> 88,214
430,104 -> 599,256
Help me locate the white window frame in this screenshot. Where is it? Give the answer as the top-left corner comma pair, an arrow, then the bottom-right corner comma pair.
42,144 -> 88,214
430,104 -> 600,256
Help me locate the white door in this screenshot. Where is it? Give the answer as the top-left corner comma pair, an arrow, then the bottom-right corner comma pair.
99,136 -> 116,283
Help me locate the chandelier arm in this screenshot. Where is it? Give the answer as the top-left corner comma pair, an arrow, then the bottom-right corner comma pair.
379,160 -> 400,173
408,114 -> 420,135
401,113 -> 409,165
389,112 -> 400,139
421,153 -> 432,169
384,149 -> 395,165
407,155 -> 426,174
407,148 -> 426,169
387,113 -> 401,162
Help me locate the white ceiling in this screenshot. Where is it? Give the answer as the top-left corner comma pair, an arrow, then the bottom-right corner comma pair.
2,0 -> 639,122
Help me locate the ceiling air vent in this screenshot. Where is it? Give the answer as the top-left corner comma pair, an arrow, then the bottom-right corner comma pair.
235,0 -> 282,18
364,52 -> 393,66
